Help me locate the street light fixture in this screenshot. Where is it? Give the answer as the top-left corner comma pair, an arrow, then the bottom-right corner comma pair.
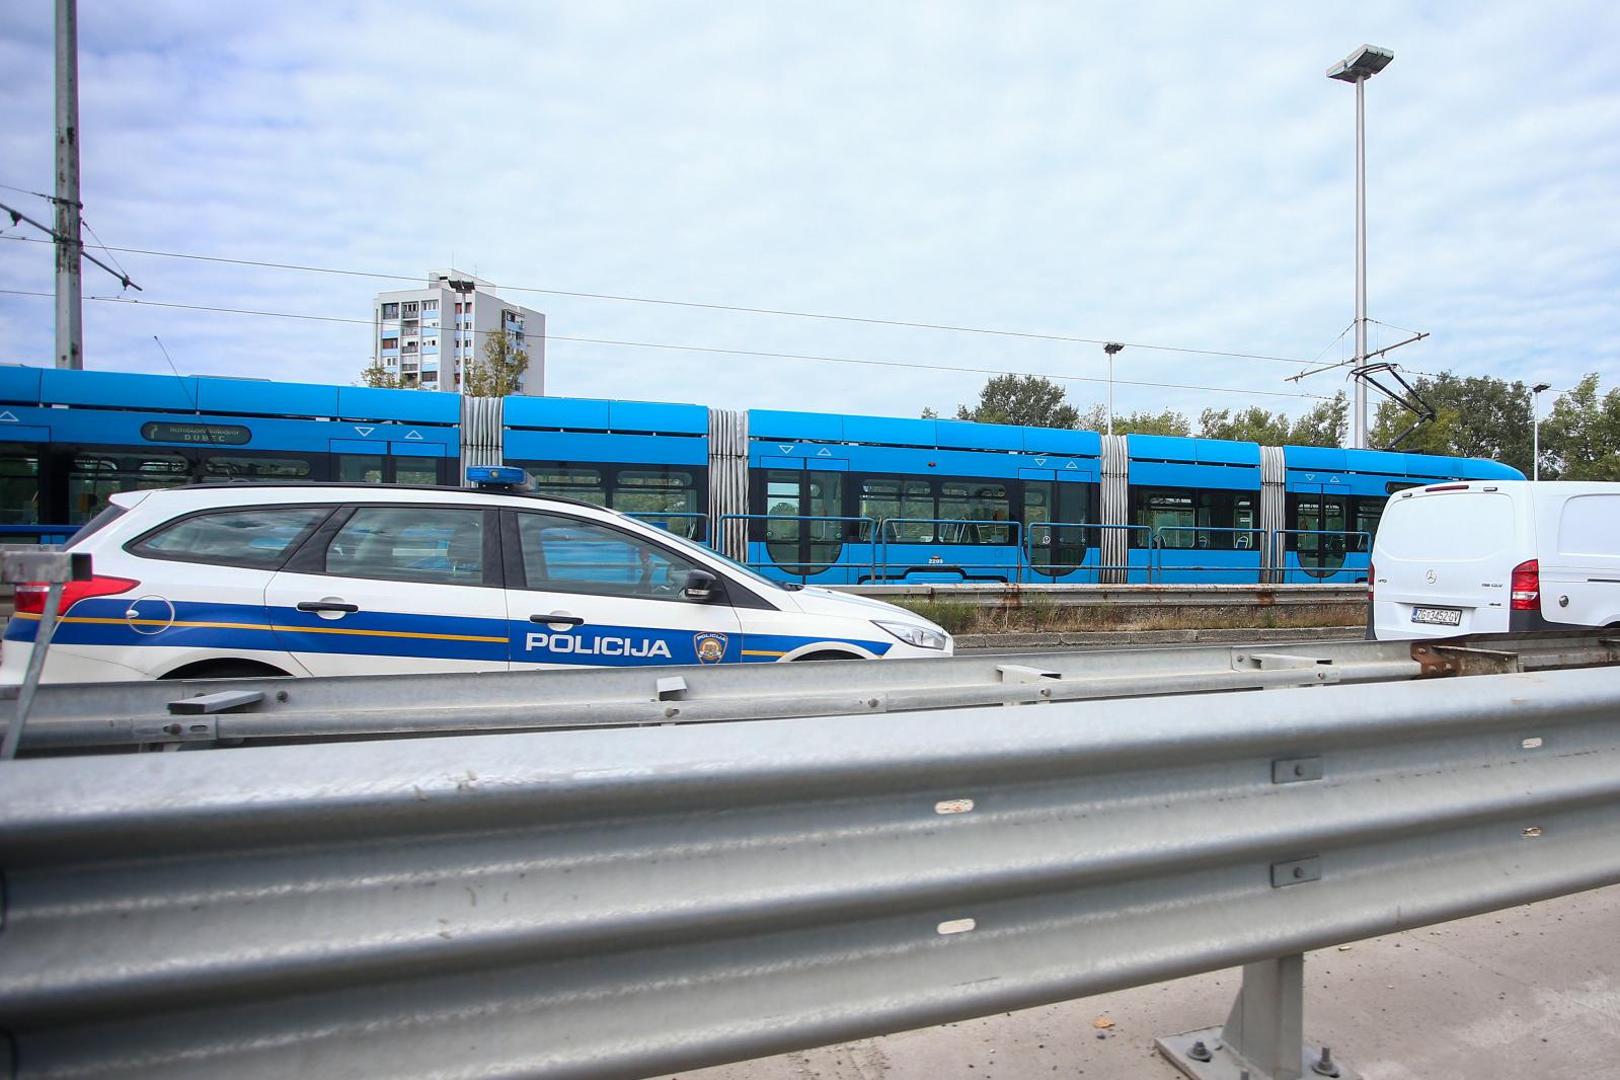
1103,343 -> 1124,436
1327,44 -> 1395,450
1532,382 -> 1552,481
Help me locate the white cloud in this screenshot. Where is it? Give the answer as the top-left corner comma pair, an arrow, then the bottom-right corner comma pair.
0,0 -> 1615,427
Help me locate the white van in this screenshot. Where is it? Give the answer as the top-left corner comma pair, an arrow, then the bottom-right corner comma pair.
1369,480 -> 1620,640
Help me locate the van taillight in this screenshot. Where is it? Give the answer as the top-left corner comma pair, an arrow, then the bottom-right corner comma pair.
1367,561 -> 1375,603
1510,560 -> 1540,611
13,576 -> 139,616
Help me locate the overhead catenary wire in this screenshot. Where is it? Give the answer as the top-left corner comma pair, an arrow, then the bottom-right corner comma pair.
0,234 -> 1321,368
80,219 -> 135,288
0,288 -> 1333,401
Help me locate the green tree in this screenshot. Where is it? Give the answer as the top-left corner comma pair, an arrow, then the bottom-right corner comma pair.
1073,403 -> 1192,436
462,329 -> 530,397
1286,392 -> 1348,448
358,358 -> 401,389
1198,406 -> 1292,445
1199,393 -> 1347,448
956,374 -> 1079,428
1540,374 -> 1620,480
1369,373 -> 1534,471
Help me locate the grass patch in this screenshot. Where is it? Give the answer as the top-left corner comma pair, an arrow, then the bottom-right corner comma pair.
888,597 -> 1362,635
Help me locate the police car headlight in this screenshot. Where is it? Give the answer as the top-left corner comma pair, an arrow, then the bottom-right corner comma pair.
874,620 -> 948,650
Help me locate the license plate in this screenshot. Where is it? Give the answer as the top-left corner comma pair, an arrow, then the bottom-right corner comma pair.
1411,606 -> 1462,626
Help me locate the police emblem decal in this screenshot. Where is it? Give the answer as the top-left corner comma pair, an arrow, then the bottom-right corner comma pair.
694,632 -> 728,664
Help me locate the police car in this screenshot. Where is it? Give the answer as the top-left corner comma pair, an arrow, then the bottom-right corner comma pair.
1,471 -> 953,684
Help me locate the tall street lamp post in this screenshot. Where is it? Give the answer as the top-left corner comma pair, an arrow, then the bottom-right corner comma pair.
1327,44 -> 1395,449
1103,342 -> 1124,436
1532,382 -> 1551,481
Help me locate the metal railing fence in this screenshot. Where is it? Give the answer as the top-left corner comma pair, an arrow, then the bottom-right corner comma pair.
1023,521 -> 1156,583
695,516 -> 1375,586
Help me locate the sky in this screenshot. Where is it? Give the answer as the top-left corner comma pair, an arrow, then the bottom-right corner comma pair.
1,2 -> 1617,427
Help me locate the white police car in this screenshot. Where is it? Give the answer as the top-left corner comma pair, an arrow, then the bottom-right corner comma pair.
1,473 -> 953,684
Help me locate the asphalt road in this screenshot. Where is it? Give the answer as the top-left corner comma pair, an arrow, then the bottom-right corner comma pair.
661,883 -> 1620,1080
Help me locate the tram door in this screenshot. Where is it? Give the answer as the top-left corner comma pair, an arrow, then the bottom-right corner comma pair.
1291,486 -> 1349,578
761,465 -> 847,579
1022,475 -> 1089,579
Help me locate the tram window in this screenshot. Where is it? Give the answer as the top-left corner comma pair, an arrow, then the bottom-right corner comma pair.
202,456 -> 313,482
0,447 -> 40,524
765,471 -> 799,517
337,455 -> 385,484
523,466 -> 607,506
1351,497 -> 1384,550
805,473 -> 843,552
67,452 -> 188,524
395,460 -> 441,487
940,482 -> 1010,544
861,478 -> 932,541
1133,489 -> 1258,550
1137,492 -> 1197,547
614,469 -> 700,537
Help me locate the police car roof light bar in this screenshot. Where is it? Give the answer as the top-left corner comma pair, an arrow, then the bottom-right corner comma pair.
466,466 -> 529,492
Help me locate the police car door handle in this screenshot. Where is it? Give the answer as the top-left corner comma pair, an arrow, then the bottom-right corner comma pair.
531,613 -> 585,626
297,601 -> 360,613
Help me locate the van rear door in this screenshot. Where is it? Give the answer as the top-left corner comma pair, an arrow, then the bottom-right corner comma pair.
1371,487 -> 1521,639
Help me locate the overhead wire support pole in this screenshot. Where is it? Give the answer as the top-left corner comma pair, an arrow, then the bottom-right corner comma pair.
55,0 -> 83,370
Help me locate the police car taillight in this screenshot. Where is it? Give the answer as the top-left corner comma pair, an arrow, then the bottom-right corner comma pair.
14,575 -> 139,616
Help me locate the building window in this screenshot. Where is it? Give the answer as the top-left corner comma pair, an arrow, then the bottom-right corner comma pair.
422,299 -> 438,312
381,302 -> 399,319
403,301 -> 419,315
380,337 -> 398,349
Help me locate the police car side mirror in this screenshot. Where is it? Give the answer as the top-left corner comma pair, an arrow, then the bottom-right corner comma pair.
683,569 -> 718,602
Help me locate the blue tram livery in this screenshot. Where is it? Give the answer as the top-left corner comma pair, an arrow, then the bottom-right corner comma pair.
0,365 -> 1521,584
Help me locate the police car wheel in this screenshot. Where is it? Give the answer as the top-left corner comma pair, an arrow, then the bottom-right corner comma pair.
160,659 -> 294,681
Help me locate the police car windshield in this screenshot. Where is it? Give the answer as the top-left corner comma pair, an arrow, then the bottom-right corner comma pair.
645,526 -> 788,591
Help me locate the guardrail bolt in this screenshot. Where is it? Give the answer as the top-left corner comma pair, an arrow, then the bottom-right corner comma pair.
1312,1046 -> 1340,1077
1189,1040 -> 1213,1062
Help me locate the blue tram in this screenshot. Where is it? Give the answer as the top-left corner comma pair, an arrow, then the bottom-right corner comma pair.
0,365 -> 1523,583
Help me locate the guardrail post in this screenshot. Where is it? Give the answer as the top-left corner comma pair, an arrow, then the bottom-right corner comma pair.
1,547 -> 92,760
1156,953 -> 1357,1080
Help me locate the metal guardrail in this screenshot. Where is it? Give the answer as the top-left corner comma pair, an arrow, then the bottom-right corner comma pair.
1,649 -> 1618,1079
3,628 -> 1607,748
5,630 -> 1616,753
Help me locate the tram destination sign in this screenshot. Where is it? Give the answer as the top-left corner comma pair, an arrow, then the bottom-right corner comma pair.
140,422 -> 252,445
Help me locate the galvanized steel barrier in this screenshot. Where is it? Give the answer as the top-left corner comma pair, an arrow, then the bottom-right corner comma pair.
2,638 -> 1619,1078
12,633 -> 1602,753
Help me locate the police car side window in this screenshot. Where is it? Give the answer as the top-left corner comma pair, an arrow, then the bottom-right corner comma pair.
325,507 -> 485,586
516,513 -> 703,600
132,506 -> 331,569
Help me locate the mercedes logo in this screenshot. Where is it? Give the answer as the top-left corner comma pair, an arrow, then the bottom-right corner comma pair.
1425,569 -> 1437,584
